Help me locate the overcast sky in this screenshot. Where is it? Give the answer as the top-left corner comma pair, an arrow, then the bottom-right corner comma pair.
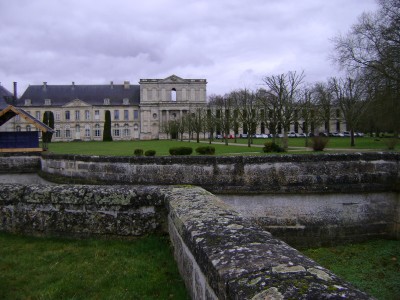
0,0 -> 378,97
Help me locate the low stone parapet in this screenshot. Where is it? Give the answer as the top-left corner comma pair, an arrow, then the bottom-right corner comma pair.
0,184 -> 167,237
166,186 -> 372,299
40,152 -> 400,194
0,153 -> 41,173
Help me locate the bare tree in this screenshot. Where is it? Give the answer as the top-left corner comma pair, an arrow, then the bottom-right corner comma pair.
190,107 -> 206,143
332,0 -> 400,135
230,89 -> 259,147
329,76 -> 370,146
332,0 -> 400,82
208,94 -> 234,145
298,85 -> 322,147
262,71 -> 305,149
313,82 -> 334,134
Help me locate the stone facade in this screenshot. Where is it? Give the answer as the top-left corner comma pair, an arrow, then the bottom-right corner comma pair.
0,75 -> 207,141
139,76 -> 207,140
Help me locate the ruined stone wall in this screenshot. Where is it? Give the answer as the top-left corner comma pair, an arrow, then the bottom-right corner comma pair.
0,184 -> 373,299
166,186 -> 372,299
220,192 -> 399,248
40,152 -> 400,194
0,153 -> 41,173
0,184 -> 167,238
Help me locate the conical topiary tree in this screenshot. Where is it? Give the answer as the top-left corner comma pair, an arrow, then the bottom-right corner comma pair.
42,111 -> 54,143
103,110 -> 113,141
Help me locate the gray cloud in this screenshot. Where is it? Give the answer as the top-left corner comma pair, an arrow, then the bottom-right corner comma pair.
0,0 -> 378,96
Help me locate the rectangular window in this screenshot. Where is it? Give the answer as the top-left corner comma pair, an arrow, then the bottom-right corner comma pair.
55,111 -> 60,121
65,111 -> 70,121
133,110 -> 139,120
85,128 -> 90,137
85,110 -> 90,120
55,129 -> 61,138
114,129 -> 120,137
95,110 -> 100,120
35,111 -> 41,120
65,129 -> 71,138
123,128 -> 130,137
124,110 -> 129,120
114,110 -> 119,120
75,110 -> 80,121
95,129 -> 101,137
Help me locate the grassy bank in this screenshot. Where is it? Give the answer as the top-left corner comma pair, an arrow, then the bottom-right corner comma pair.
0,233 -> 188,300
44,137 -> 399,156
303,239 -> 400,300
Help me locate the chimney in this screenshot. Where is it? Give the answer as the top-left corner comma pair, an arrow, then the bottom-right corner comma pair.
13,82 -> 17,99
124,81 -> 130,90
72,81 -> 75,90
43,82 -> 47,91
110,81 -> 114,89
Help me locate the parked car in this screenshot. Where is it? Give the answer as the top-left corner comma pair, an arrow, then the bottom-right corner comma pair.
331,132 -> 344,137
342,131 -> 351,137
288,131 -> 297,138
355,132 -> 364,137
296,133 -> 306,138
240,133 -> 248,138
260,134 -> 269,138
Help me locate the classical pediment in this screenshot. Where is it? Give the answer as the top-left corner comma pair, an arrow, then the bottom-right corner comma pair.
159,75 -> 188,84
63,99 -> 91,108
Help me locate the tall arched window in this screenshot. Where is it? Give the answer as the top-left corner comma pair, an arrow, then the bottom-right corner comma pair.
171,88 -> 177,101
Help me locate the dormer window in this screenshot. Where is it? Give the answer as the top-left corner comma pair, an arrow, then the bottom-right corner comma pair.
45,99 -> 51,105
24,99 -> 31,106
123,98 -> 130,105
104,98 -> 110,105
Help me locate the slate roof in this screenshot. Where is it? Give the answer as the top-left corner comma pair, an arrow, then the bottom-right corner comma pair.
18,83 -> 141,106
0,85 -> 14,110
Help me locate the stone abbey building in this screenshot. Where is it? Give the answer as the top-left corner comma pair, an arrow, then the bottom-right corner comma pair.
1,75 -> 207,141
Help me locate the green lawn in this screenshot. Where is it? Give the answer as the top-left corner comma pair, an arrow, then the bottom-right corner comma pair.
43,137 -> 399,156
303,239 -> 400,300
0,232 -> 188,300
45,140 -> 264,156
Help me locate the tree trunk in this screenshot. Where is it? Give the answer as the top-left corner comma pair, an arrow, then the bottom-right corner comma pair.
350,129 -> 355,147
283,130 -> 289,150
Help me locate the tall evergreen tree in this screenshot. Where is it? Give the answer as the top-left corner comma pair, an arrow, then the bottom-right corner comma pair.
103,110 -> 113,141
42,111 -> 54,143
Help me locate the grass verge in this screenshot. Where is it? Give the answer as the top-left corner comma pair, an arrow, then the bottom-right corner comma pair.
0,232 -> 189,300
302,239 -> 400,300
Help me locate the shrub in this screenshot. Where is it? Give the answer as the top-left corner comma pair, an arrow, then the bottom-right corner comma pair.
263,142 -> 285,153
133,149 -> 144,156
311,136 -> 329,151
383,138 -> 398,150
144,150 -> 156,156
195,146 -> 215,155
169,147 -> 193,155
